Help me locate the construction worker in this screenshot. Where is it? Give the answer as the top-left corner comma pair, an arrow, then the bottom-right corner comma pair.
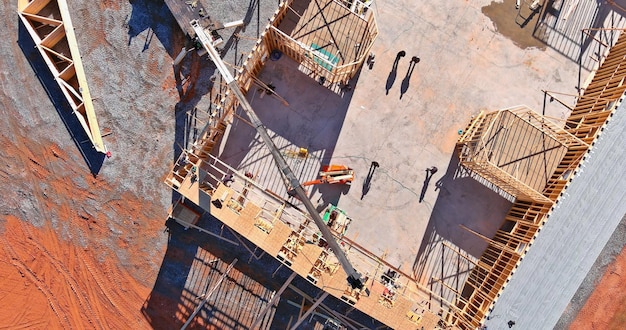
223,173 -> 234,186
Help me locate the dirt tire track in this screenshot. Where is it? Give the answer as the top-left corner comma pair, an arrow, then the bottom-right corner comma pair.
0,236 -> 70,329
76,248 -> 147,328
0,125 -> 109,329
0,106 -> 77,328
1,116 -> 105,328
26,138 -> 128,329
19,225 -> 101,329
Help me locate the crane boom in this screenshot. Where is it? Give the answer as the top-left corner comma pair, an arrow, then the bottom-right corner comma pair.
190,20 -> 363,289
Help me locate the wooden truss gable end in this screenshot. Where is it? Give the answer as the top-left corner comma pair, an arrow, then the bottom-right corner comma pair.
452,30 -> 626,330
18,0 -> 106,153
266,0 -> 378,84
457,106 -> 586,204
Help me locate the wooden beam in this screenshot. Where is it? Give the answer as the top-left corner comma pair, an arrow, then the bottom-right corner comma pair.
250,75 -> 290,106
543,89 -> 618,103
543,90 -> 575,111
232,110 -> 256,128
21,0 -> 51,14
40,44 -> 73,64
251,271 -> 297,329
17,0 -> 30,11
20,12 -> 63,26
432,277 -> 460,296
582,28 -> 608,47
57,0 -> 106,153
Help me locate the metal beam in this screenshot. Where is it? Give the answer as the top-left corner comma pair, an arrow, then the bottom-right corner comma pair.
289,292 -> 329,330
288,284 -> 365,330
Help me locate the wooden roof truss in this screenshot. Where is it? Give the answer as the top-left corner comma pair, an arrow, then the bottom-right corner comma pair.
457,105 -> 587,204
18,0 -> 106,153
452,29 -> 626,329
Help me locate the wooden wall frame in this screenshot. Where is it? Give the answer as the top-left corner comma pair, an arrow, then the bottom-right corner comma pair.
452,29 -> 626,329
457,106 -> 588,204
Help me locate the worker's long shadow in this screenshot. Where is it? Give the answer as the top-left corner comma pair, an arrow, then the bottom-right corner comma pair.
399,57 -> 419,100
412,153 -> 513,292
385,51 -> 405,95
17,21 -> 105,176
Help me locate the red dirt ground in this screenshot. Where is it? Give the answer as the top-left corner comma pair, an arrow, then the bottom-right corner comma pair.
0,1 -> 264,328
570,245 -> 626,330
0,215 -> 151,329
1,1 -> 622,329
0,130 -> 175,328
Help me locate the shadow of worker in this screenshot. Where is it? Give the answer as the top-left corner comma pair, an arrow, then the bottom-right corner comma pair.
385,51 -> 406,95
361,161 -> 380,200
400,56 -> 420,100
419,166 -> 437,203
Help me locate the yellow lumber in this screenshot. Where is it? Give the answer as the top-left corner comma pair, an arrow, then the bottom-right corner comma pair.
18,0 -> 30,11
57,0 -> 106,153
20,0 -> 51,13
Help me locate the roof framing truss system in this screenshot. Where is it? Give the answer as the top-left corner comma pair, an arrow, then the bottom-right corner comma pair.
18,0 -> 107,153
457,105 -> 588,204
267,0 -> 378,84
450,29 -> 626,329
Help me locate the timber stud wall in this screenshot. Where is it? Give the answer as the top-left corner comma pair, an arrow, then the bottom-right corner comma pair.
452,30 -> 626,329
168,0 -> 377,185
266,0 -> 378,84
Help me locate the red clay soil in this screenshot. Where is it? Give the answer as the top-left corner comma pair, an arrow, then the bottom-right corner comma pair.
0,1 -> 272,328
0,215 -> 151,328
570,245 -> 626,330
0,130 -> 176,328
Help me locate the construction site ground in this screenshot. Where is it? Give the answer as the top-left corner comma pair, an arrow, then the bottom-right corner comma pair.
1,0 -> 625,329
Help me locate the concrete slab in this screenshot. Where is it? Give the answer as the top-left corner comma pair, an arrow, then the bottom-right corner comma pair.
173,0 -> 626,325
205,0 -> 626,288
